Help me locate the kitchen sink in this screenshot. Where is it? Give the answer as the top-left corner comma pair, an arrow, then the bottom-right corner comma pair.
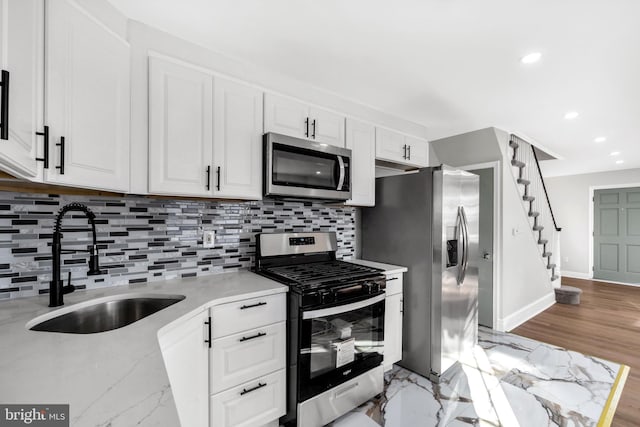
27,293 -> 186,334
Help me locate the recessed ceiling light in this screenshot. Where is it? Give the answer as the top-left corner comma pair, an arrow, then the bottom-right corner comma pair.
610,151 -> 620,156
521,52 -> 542,64
594,137 -> 607,143
616,160 -> 624,164
564,111 -> 579,120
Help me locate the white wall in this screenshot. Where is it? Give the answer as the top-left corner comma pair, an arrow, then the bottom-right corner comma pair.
546,168 -> 640,277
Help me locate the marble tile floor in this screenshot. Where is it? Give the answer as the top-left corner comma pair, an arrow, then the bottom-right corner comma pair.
332,326 -> 626,427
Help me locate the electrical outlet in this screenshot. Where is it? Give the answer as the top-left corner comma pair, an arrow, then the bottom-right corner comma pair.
203,230 -> 215,248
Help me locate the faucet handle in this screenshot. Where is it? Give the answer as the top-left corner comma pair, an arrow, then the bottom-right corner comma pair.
87,245 -> 106,276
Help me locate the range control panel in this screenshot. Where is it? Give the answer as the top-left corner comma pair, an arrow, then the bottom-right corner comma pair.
289,236 -> 316,246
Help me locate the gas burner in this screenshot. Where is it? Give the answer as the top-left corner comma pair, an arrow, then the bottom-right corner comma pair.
262,260 -> 382,289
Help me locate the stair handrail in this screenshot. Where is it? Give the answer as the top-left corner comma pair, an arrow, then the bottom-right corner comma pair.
511,134 -> 562,232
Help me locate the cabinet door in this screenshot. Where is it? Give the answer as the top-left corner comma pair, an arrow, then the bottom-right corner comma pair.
384,293 -> 403,371
148,55 -> 213,197
375,128 -> 407,164
405,136 -> 429,167
309,107 -> 345,147
158,310 -> 209,427
45,0 -> 130,192
345,118 -> 375,206
0,0 -> 42,179
213,77 -> 263,200
263,93 -> 308,139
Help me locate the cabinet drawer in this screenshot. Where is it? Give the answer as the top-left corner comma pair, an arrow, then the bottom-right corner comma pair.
211,293 -> 286,339
210,322 -> 286,394
385,273 -> 403,296
210,369 -> 286,427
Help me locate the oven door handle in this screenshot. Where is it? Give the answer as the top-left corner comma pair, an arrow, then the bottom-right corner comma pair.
302,293 -> 385,320
336,155 -> 345,191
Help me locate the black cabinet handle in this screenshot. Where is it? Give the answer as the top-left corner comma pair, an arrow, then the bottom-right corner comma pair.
240,382 -> 266,396
386,277 -> 399,281
216,166 -> 221,191
312,119 -> 316,139
402,144 -> 407,159
56,136 -> 65,175
206,165 -> 211,190
305,117 -> 309,137
0,70 -> 9,140
204,317 -> 211,348
35,126 -> 50,169
240,301 -> 267,310
408,145 -> 411,160
239,332 -> 266,342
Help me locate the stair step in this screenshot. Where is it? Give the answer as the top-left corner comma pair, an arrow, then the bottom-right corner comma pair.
538,239 -> 548,245
509,140 -> 519,149
547,263 -> 557,269
511,159 -> 526,168
517,178 -> 531,186
523,195 -> 535,202
533,225 -> 544,231
528,211 -> 540,217
542,252 -> 552,257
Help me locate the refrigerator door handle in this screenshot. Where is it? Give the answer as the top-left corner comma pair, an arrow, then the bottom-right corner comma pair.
456,207 -> 464,285
459,206 -> 470,285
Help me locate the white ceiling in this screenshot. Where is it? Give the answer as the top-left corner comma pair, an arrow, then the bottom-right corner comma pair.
108,0 -> 640,177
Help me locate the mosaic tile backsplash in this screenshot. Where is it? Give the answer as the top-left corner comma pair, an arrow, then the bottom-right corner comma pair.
0,192 -> 356,300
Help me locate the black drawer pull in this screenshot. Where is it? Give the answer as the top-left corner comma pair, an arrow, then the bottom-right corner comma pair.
386,277 -> 399,281
206,165 -> 211,191
240,301 -> 267,310
240,382 -> 266,396
35,126 -> 50,168
239,332 -> 266,342
56,136 -> 65,174
0,70 -> 9,140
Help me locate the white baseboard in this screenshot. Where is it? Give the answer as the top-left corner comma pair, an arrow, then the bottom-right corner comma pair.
496,291 -> 556,332
561,270 -> 591,280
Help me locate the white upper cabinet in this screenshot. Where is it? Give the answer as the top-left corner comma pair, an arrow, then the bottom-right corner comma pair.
212,77 -> 263,200
44,0 -> 130,192
376,127 -> 429,168
0,0 -> 43,179
264,93 -> 345,147
148,56 -> 214,197
345,118 -> 375,206
148,55 -> 264,200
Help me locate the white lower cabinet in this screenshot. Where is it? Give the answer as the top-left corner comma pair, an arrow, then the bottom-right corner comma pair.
384,273 -> 404,371
210,369 -> 286,427
210,322 -> 286,394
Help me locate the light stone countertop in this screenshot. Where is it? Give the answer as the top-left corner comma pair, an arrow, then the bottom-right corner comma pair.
345,259 -> 407,275
0,272 -> 287,426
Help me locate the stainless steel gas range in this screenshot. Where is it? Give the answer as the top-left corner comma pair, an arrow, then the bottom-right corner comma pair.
255,232 -> 386,427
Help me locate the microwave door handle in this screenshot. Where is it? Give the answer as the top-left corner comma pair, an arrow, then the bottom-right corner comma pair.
337,156 -> 345,190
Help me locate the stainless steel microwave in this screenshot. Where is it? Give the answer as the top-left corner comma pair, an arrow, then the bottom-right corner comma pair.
264,133 -> 352,201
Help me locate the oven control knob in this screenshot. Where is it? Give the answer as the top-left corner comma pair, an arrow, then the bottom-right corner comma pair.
320,290 -> 332,304
370,281 -> 380,293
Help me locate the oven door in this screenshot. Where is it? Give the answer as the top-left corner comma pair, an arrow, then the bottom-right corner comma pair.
298,293 -> 385,402
264,133 -> 351,200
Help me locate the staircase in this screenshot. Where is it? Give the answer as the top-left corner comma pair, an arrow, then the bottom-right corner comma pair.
509,134 -> 562,285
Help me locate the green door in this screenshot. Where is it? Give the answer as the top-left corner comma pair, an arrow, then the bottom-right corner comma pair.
594,187 -> 640,283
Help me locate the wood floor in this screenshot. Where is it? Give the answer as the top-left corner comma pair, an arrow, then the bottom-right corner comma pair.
514,277 -> 640,426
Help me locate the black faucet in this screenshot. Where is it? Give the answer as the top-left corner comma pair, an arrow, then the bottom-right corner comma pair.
50,202 -> 106,307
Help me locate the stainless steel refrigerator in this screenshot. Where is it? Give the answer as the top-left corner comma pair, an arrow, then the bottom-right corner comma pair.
361,166 -> 479,381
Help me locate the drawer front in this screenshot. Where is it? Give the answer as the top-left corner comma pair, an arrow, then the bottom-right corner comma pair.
210,322 -> 286,394
385,273 -> 403,295
211,293 -> 286,339
210,369 -> 286,427
298,365 -> 383,427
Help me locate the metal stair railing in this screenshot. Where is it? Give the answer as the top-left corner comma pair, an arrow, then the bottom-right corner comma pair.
509,134 -> 562,284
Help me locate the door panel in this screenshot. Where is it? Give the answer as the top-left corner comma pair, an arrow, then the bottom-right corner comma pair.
0,0 -> 42,178
345,118 -> 375,206
263,93 -> 308,138
594,187 -> 640,283
213,77 -> 262,199
45,0 -> 130,192
148,56 -> 213,196
309,106 -> 345,147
